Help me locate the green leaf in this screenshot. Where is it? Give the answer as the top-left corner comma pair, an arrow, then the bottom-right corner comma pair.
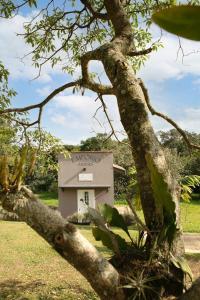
171,254 -> 193,281
92,227 -> 114,251
89,207 -> 128,255
98,204 -> 131,240
92,227 -> 128,253
146,154 -> 176,223
180,175 -> 200,202
152,5 -> 200,41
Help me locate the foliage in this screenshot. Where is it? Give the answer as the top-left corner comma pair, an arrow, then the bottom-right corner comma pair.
25,129 -> 67,192
1,1 -> 199,298
67,212 -> 91,224
159,129 -> 200,178
183,154 -> 200,178
153,5 -> 200,41
0,61 -> 16,108
159,129 -> 200,156
170,253 -> 193,281
146,153 -> 178,247
180,175 -> 200,202
19,0 -> 169,75
89,204 -> 132,256
0,126 -> 67,193
90,203 -> 187,299
122,271 -> 159,300
80,133 -> 113,151
2,221 -> 200,300
0,146 -> 28,192
127,167 -> 141,210
98,204 -> 131,238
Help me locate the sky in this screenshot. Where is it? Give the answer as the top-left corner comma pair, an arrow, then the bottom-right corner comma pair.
1,5 -> 200,145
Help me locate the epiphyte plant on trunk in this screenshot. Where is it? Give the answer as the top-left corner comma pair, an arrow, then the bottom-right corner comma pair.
1,0 -> 200,299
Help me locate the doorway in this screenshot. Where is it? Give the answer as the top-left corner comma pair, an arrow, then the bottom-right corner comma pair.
77,189 -> 95,214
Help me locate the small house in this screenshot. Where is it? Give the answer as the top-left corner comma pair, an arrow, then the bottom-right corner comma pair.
58,151 -> 124,218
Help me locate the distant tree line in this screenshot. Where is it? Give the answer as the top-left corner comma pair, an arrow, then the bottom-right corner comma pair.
1,119 -> 199,197
67,130 -> 200,199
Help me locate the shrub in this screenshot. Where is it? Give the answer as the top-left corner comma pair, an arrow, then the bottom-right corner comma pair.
67,212 -> 91,225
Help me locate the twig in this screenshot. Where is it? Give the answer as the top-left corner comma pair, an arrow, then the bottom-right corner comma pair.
0,80 -> 81,115
126,196 -> 151,236
138,79 -> 200,152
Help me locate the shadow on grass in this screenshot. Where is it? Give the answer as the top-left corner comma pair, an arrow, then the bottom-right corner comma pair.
0,279 -> 46,299
0,279 -> 98,300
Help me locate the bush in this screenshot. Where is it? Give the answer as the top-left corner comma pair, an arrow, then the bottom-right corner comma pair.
49,181 -> 58,193
67,212 -> 91,225
191,193 -> 200,200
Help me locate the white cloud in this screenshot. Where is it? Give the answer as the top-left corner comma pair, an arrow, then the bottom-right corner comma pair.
36,85 -> 52,97
0,14 -> 62,83
54,94 -> 96,112
178,107 -> 200,132
48,93 -> 124,141
51,113 -> 67,126
139,26 -> 200,82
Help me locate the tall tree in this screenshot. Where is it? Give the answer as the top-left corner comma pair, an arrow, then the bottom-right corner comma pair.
1,1 -> 200,299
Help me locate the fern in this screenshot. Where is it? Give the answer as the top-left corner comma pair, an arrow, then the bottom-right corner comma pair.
180,175 -> 200,202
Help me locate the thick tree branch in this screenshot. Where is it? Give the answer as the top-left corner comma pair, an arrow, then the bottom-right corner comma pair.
81,49 -> 115,95
128,47 -> 153,57
0,80 -> 81,115
139,79 -> 200,151
1,187 -> 125,300
80,0 -> 109,20
104,0 -> 133,39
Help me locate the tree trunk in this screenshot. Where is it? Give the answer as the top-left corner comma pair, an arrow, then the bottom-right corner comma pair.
1,187 -> 125,300
101,46 -> 184,254
93,0 -> 185,255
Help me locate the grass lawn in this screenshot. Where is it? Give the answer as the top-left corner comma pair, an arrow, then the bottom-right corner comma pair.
36,191 -> 58,207
1,221 -> 200,300
0,221 -> 98,300
181,200 -> 200,232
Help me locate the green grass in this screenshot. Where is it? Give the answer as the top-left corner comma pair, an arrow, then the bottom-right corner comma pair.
0,221 -> 98,300
0,221 -> 137,300
181,200 -> 200,232
36,191 -> 58,207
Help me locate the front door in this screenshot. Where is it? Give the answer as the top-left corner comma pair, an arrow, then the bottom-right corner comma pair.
77,189 -> 95,214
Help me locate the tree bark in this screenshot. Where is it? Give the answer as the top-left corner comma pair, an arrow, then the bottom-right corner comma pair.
1,187 -> 125,300
99,0 -> 184,254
